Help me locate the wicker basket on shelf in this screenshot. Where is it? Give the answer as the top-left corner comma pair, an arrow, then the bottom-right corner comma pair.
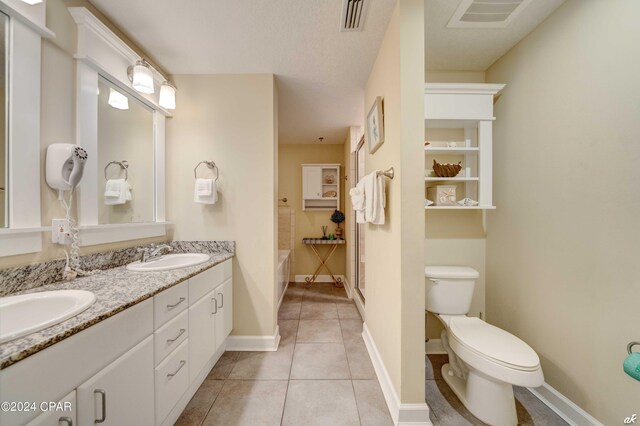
432,160 -> 462,178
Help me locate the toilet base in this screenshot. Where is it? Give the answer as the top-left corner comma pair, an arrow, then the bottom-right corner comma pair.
442,364 -> 518,426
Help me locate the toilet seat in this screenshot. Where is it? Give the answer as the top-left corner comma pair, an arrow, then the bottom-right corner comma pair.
437,314 -> 544,387
448,317 -> 540,371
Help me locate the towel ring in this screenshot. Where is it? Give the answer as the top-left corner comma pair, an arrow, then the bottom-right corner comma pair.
194,161 -> 219,181
104,160 -> 129,181
629,342 -> 640,355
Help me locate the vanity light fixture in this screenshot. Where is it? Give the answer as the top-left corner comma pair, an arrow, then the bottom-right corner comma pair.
159,81 -> 176,110
127,59 -> 155,94
20,0 -> 43,4
108,88 -> 129,110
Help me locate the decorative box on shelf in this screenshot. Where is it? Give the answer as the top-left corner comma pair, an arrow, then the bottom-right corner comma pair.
427,185 -> 457,206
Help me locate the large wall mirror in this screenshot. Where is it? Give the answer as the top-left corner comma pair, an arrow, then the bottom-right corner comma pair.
0,12 -> 8,229
97,77 -> 155,224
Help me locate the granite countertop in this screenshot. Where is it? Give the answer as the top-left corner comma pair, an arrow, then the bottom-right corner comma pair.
0,249 -> 234,369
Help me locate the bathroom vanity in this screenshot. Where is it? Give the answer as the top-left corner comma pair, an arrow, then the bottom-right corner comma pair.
0,252 -> 233,426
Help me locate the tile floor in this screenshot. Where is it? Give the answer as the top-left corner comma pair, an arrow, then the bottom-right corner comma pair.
176,282 -> 394,426
426,354 -> 569,425
176,281 -> 568,426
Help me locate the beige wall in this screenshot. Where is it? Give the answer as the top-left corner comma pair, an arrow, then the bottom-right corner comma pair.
364,0 -> 425,404
424,73 -> 487,339
0,0 -> 167,269
166,74 -> 278,338
278,144 -> 345,278
485,0 -> 639,422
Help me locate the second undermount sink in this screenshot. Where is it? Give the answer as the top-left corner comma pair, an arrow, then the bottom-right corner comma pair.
126,253 -> 211,272
0,290 -> 96,344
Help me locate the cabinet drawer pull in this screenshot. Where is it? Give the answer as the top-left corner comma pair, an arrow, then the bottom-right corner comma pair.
94,389 -> 106,423
218,293 -> 224,309
167,360 -> 186,378
59,417 -> 73,426
166,297 -> 186,310
212,297 -> 218,314
167,328 -> 186,344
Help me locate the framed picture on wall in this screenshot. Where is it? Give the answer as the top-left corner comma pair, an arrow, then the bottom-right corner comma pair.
366,96 -> 384,154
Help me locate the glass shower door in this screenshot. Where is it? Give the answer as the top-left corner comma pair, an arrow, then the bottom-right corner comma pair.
355,137 -> 365,301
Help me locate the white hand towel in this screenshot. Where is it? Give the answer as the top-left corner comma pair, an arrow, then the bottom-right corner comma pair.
195,178 -> 213,196
371,172 -> 386,225
194,179 -> 218,204
104,179 -> 127,205
363,172 -> 376,223
351,179 -> 367,224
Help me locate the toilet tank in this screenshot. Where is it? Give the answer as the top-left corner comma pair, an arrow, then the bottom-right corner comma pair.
425,266 -> 479,315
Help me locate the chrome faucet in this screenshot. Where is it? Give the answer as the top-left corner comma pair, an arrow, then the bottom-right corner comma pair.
139,244 -> 173,263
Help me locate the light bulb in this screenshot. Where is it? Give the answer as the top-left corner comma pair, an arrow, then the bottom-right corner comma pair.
108,88 -> 129,110
159,82 -> 176,110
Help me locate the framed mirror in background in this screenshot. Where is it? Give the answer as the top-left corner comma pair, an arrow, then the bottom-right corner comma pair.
97,76 -> 155,225
0,12 -> 8,229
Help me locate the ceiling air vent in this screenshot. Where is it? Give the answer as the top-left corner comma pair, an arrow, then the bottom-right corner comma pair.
447,0 -> 534,29
341,0 -> 369,32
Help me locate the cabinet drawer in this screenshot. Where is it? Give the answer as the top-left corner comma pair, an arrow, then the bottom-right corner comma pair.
189,259 -> 232,304
154,281 -> 188,329
154,310 -> 188,366
155,340 -> 189,424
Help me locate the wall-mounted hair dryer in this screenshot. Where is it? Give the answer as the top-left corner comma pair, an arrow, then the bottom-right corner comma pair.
46,143 -> 88,192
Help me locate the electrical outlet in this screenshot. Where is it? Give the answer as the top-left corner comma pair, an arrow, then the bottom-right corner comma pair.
52,219 -> 71,245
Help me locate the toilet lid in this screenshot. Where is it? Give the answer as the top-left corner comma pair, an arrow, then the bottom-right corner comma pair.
425,266 -> 479,279
449,317 -> 540,371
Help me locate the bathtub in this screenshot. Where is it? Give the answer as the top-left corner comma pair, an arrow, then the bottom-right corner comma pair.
277,250 -> 291,308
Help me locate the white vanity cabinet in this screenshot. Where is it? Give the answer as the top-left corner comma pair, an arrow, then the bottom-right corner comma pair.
188,261 -> 233,383
77,336 -> 155,425
0,258 -> 233,426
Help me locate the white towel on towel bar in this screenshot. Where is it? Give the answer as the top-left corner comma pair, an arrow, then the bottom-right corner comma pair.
350,182 -> 366,224
194,178 -> 218,204
104,179 -> 130,205
370,172 -> 386,225
353,172 -> 386,225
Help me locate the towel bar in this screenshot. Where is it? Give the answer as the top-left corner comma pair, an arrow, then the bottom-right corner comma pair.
104,160 -> 128,180
376,167 -> 394,179
194,160 -> 219,181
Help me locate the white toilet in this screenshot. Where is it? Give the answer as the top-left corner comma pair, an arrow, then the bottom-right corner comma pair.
425,266 -> 544,426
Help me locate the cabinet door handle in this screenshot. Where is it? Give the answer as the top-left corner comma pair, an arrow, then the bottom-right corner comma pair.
94,389 -> 106,423
212,297 -> 218,314
167,360 -> 186,378
167,297 -> 186,310
59,417 -> 73,426
218,293 -> 224,309
167,328 -> 186,344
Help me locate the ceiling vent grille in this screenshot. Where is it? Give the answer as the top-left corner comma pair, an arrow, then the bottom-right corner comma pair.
447,0 -> 533,29
341,0 -> 369,32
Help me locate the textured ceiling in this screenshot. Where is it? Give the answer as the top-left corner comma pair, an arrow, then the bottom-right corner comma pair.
425,0 -> 566,71
89,0 -> 396,144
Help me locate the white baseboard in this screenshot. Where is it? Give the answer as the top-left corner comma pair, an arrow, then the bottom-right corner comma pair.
342,276 -> 353,298
225,325 -> 281,351
353,288 -> 365,321
425,339 -> 446,355
528,382 -> 603,426
294,274 -> 347,284
362,324 -> 432,425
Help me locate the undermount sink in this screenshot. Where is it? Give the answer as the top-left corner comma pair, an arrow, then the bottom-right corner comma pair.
0,290 -> 96,344
126,253 -> 211,272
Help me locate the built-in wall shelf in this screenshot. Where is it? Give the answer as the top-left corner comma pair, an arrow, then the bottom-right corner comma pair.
425,177 -> 479,182
425,205 -> 496,210
424,83 -> 505,210
425,147 -> 479,154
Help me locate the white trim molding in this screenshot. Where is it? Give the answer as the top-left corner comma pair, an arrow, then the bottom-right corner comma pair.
424,83 -> 505,96
78,222 -> 169,247
362,324 -> 432,425
225,326 -> 281,352
528,383 -> 604,426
